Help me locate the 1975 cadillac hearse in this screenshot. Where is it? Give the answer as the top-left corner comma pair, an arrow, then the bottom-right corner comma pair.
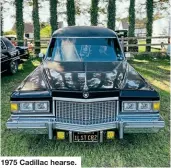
6,26 -> 165,142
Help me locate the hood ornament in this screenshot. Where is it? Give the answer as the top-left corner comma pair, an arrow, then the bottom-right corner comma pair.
83,63 -> 89,98
83,92 -> 89,98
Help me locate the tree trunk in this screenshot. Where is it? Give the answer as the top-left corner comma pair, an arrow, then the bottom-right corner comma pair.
66,0 -> 75,26
90,0 -> 99,26
15,0 -> 24,46
146,0 -> 153,52
0,3 -> 3,36
50,0 -> 58,34
128,0 -> 138,52
107,0 -> 116,30
128,0 -> 135,37
32,0 -> 40,55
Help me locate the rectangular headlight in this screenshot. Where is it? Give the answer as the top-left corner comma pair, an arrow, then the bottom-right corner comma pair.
123,102 -> 137,111
20,102 -> 33,111
138,102 -> 152,111
11,101 -> 50,113
122,101 -> 160,112
35,102 -> 49,112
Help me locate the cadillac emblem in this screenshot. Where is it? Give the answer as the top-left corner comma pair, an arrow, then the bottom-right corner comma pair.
83,92 -> 89,98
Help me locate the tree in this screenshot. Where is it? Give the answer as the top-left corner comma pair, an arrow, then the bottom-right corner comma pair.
66,0 -> 75,26
107,0 -> 116,30
128,0 -> 138,52
146,0 -> 154,52
32,0 -> 40,54
0,2 -> 3,35
50,0 -> 57,34
128,0 -> 135,37
40,25 -> 51,38
90,0 -> 99,26
4,30 -> 16,35
15,0 -> 24,46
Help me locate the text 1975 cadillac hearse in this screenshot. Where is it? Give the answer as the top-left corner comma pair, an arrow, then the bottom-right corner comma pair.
6,26 -> 164,142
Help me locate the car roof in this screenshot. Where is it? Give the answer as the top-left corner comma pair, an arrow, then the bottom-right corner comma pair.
52,26 -> 117,38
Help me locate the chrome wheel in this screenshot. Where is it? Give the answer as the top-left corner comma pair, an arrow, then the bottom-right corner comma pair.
10,61 -> 18,74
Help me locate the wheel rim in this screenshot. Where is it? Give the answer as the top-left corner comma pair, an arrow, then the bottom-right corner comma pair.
11,61 -> 17,73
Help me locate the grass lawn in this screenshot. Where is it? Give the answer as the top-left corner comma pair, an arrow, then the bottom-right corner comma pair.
138,40 -> 161,52
1,57 -> 170,167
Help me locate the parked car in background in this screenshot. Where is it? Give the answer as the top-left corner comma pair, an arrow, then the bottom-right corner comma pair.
6,26 -> 164,142
1,37 -> 20,74
115,29 -> 128,52
16,46 -> 30,59
5,35 -> 30,59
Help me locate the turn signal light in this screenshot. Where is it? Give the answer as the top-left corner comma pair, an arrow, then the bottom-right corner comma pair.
153,102 -> 160,111
106,131 -> 115,139
11,103 -> 18,112
56,131 -> 65,140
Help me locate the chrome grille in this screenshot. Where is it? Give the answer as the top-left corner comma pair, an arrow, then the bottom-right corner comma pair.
55,99 -> 116,125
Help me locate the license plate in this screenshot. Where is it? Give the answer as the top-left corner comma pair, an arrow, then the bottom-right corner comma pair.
73,132 -> 98,142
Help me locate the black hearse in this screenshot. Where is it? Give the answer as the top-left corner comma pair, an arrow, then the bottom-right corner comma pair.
6,26 -> 164,142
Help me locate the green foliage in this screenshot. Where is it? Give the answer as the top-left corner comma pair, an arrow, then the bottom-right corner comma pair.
66,0 -> 75,26
40,25 -> 51,38
146,0 -> 154,52
50,0 -> 57,34
90,0 -> 99,26
128,0 -> 135,37
128,0 -> 138,52
15,0 -> 24,46
0,3 -> 3,35
32,0 -> 40,54
107,0 -> 116,30
4,30 -> 16,35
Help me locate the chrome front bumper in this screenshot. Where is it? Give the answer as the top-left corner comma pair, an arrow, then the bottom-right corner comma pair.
6,116 -> 165,141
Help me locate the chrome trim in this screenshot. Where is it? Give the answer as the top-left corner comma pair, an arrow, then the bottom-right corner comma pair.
55,99 -> 116,125
100,131 -> 103,143
48,121 -> 53,139
116,100 -> 119,117
6,116 -> 165,140
69,131 -> 72,143
53,122 -> 117,132
119,122 -> 124,139
53,97 -> 118,102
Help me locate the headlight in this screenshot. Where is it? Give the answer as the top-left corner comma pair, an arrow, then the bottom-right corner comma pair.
20,102 -> 33,111
11,101 -> 49,113
123,102 -> 136,111
138,102 -> 151,111
122,101 -> 160,112
35,102 -> 49,112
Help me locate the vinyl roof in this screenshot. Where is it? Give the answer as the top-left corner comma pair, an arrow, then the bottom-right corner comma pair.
52,26 -> 117,38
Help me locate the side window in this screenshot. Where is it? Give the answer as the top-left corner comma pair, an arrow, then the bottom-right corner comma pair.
1,40 -> 7,50
3,39 -> 15,49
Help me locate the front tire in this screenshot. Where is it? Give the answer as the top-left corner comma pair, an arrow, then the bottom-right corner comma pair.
9,60 -> 18,74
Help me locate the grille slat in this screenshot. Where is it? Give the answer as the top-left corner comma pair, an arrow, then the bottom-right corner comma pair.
56,100 -> 116,125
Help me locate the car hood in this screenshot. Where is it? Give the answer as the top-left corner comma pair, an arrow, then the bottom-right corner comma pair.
17,61 -> 153,91
18,60 -> 153,92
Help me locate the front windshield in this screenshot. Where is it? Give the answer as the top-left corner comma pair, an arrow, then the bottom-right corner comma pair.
46,37 -> 123,62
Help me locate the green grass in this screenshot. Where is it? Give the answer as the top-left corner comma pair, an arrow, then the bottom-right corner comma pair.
138,40 -> 161,52
1,57 -> 170,167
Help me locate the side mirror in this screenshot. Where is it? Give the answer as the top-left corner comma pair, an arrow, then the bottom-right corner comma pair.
38,53 -> 44,58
